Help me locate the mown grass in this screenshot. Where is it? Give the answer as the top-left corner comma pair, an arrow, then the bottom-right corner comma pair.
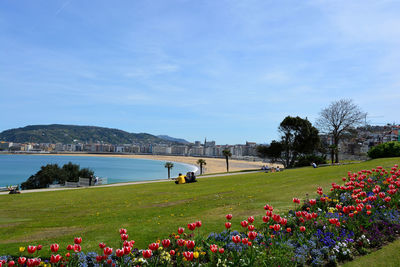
342,239 -> 400,267
0,157 -> 399,259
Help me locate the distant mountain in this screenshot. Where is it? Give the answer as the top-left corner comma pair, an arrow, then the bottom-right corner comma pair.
157,135 -> 190,144
0,124 -> 182,144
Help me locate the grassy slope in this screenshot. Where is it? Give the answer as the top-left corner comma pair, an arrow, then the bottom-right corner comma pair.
0,158 -> 399,258
342,239 -> 400,267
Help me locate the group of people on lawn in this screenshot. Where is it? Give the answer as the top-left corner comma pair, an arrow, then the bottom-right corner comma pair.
174,172 -> 197,184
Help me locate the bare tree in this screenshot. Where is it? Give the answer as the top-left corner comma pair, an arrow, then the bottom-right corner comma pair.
316,99 -> 366,163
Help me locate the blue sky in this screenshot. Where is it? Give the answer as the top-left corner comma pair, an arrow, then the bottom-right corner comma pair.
1,0 -> 399,144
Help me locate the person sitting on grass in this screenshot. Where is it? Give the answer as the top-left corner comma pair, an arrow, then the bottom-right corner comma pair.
175,173 -> 186,184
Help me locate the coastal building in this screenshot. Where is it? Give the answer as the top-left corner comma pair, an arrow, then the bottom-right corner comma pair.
152,145 -> 172,155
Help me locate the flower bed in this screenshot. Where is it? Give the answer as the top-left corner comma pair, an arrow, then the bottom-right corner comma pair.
1,164 -> 400,266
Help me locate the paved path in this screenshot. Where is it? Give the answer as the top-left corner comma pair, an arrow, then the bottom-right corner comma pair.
0,170 -> 264,195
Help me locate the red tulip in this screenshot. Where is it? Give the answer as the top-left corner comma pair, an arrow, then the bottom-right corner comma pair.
219,248 -> 225,254
162,239 -> 171,248
367,211 -> 372,215
281,218 -> 288,225
178,227 -> 184,234
385,196 -> 391,202
225,222 -> 232,229
247,216 -> 255,223
74,237 -> 82,244
169,250 -> 176,256
123,246 -> 131,255
50,255 -> 61,263
262,216 -> 270,223
272,214 -> 281,223
66,244 -> 74,251
104,247 -> 113,255
96,256 -> 103,262
149,242 -> 160,251
240,220 -> 248,228
232,235 -> 241,243
248,225 -> 255,231
225,214 -> 233,220
242,238 -> 248,244
107,259 -> 112,264
142,249 -> 152,258
248,231 -> 257,240
50,243 -> 59,253
18,258 -> 26,265
273,224 -> 281,231
121,234 -> 128,241
116,249 -> 124,257
188,223 -> 196,231
265,210 -> 273,217
27,246 -> 37,254
186,240 -> 195,250
286,227 -> 292,233
309,199 -> 316,205
299,226 -> 306,232
119,228 -> 127,234
183,251 -> 194,261
195,221 -> 202,227
36,245 -> 42,251
7,261 -> 15,267
293,198 -> 300,204
177,239 -> 185,247
74,244 -> 82,252
210,244 -> 218,253
247,241 -> 252,246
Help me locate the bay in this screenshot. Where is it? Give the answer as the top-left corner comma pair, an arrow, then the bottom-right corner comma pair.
0,154 -> 197,187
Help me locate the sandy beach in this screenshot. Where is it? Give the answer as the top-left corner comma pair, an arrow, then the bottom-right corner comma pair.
34,153 -> 276,174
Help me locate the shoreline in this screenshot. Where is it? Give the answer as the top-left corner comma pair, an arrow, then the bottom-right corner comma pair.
2,152 -> 272,174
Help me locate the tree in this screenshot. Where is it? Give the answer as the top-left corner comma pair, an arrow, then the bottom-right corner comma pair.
20,163 -> 94,189
196,159 -> 207,175
257,141 -> 283,163
279,116 -> 320,167
258,116 -> 320,168
316,99 -> 366,163
164,162 -> 174,179
222,149 -> 232,172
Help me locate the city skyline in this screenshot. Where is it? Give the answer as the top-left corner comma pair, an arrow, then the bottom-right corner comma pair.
1,1 -> 400,144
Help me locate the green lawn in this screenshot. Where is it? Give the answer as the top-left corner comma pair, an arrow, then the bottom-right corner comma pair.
1,157 -> 399,259
342,239 -> 400,267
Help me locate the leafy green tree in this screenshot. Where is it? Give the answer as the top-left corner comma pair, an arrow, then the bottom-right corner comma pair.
260,116 -> 320,168
164,162 -> 174,179
368,141 -> 400,159
257,141 -> 283,163
196,159 -> 207,175
20,163 -> 94,189
222,149 -> 232,172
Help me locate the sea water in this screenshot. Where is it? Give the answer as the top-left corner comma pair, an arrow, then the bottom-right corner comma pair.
0,154 -> 197,187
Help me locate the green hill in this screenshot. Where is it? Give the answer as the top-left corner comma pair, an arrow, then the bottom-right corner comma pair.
0,124 -> 178,144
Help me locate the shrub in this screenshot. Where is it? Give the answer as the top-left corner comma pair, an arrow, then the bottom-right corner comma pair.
368,141 -> 400,159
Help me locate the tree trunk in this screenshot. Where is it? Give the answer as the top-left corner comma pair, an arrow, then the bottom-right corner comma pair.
168,168 -> 170,179
200,165 -> 203,175
225,157 -> 229,172
334,137 -> 339,163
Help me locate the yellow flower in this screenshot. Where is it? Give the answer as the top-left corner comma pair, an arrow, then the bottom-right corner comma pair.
201,252 -> 206,255
19,246 -> 25,252
193,252 -> 199,259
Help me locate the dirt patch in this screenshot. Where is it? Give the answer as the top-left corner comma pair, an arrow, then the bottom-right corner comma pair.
145,198 -> 194,208
0,222 -> 23,228
0,226 -> 85,244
